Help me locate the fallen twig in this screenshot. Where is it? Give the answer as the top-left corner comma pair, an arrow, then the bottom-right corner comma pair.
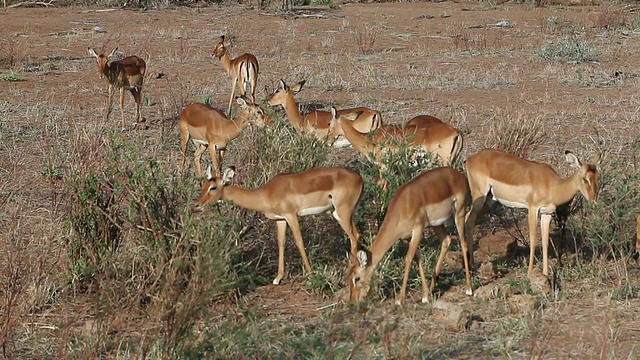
8,0 -> 55,8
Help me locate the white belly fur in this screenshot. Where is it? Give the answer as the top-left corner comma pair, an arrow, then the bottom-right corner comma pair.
192,138 -> 208,146
298,204 -> 333,217
428,216 -> 450,227
494,196 -> 528,209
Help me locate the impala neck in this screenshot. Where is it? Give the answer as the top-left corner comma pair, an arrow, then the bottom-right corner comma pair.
367,222 -> 403,271
222,185 -> 266,213
338,118 -> 377,161
218,51 -> 234,73
550,171 -> 583,206
282,95 -> 304,130
103,63 -> 121,85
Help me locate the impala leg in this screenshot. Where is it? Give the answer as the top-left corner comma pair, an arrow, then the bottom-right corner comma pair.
527,209 -> 540,278
227,77 -> 238,117
454,202 -> 473,296
193,144 -> 207,178
209,145 -> 222,177
131,87 -> 142,124
465,194 -> 491,266
119,86 -> 126,130
284,215 -> 313,277
274,220 -> 287,285
430,225 -> 452,298
397,228 -> 423,305
413,241 -> 430,304
332,204 -> 361,255
106,84 -> 114,121
180,127 -> 189,175
540,213 -> 552,277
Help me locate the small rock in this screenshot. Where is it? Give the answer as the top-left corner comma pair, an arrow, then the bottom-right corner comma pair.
478,261 -> 498,280
432,300 -> 470,332
443,250 -> 464,270
478,233 -> 517,258
507,294 -> 538,314
474,283 -> 508,300
529,268 -> 551,294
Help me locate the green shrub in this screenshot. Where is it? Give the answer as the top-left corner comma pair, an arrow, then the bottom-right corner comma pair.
536,36 -> 599,64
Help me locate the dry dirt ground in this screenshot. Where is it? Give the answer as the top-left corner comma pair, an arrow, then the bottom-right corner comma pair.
2,1 -> 640,358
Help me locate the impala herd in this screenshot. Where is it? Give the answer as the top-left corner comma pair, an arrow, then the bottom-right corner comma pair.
89,35 -> 607,305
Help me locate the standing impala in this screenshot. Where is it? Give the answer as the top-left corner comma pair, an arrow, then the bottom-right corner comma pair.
329,109 -> 463,186
267,79 -> 381,146
348,167 -> 472,305
212,35 -> 259,116
179,96 -> 271,177
88,47 -> 146,130
195,166 -> 363,285
465,149 -> 600,278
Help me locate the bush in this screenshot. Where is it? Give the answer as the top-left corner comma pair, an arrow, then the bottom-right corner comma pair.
536,36 -> 599,64
64,133 -> 249,357
568,139 -> 640,261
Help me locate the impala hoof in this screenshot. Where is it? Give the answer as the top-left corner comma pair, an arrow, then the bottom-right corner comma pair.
272,278 -> 281,285
394,299 -> 403,306
421,297 -> 429,304
466,289 -> 474,296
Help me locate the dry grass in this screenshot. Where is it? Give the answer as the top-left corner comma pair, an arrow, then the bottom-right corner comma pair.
2,2 -> 640,358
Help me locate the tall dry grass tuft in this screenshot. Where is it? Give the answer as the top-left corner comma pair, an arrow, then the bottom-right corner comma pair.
353,23 -> 381,56
484,108 -> 547,159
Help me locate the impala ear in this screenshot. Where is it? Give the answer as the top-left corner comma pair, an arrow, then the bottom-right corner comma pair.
565,151 -> 581,169
290,80 -> 305,93
88,47 -> 98,58
330,106 -> 338,119
108,47 -> 118,58
206,166 -> 214,180
591,152 -> 602,166
236,96 -> 249,107
356,250 -> 369,268
221,166 -> 236,185
277,79 -> 286,90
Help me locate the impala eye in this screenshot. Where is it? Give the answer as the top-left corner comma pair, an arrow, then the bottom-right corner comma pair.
208,185 -> 217,192
353,276 -> 361,284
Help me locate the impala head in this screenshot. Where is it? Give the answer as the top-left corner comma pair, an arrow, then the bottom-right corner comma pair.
267,79 -> 305,107
88,47 -> 117,79
236,96 -> 272,127
194,166 -> 236,211
326,107 -> 363,146
566,150 -> 600,203
347,250 -> 375,303
212,35 -> 228,59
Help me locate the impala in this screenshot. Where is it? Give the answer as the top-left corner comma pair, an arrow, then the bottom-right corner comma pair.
329,109 -> 463,186
465,149 -> 600,278
267,79 -> 381,146
195,166 -> 363,285
212,35 -> 259,116
636,215 -> 640,260
179,96 -> 271,177
348,167 -> 472,305
88,47 -> 146,130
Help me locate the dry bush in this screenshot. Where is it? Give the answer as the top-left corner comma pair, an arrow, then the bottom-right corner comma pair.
0,38 -> 25,69
593,7 -> 627,29
353,23 -> 381,56
484,108 -> 547,159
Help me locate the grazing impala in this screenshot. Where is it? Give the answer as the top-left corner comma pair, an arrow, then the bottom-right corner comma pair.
267,79 -> 381,146
636,215 -> 640,263
179,96 -> 271,177
465,149 -> 600,278
212,35 -> 259,116
195,166 -> 363,285
329,109 -> 463,186
348,167 -> 472,305
88,47 -> 146,130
